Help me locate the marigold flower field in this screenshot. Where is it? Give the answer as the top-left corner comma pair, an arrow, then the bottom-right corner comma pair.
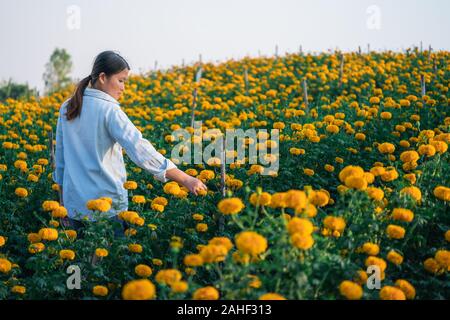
0,49 -> 449,300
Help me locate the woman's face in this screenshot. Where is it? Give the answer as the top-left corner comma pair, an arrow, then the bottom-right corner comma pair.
95,68 -> 129,100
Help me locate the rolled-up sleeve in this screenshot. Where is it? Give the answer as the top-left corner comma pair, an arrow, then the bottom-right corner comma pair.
105,105 -> 177,183
52,110 -> 65,185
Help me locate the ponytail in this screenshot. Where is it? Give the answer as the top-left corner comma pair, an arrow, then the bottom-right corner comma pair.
66,75 -> 92,121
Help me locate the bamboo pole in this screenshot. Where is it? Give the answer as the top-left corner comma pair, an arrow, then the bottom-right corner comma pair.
339,54 -> 345,89
302,79 -> 309,109
190,67 -> 202,128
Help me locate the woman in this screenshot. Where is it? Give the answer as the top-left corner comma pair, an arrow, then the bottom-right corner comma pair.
53,50 -> 207,232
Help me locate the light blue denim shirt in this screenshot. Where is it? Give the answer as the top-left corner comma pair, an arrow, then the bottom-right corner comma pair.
52,87 -> 177,221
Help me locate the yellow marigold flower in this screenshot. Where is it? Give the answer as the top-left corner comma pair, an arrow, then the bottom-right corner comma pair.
308,190 -> 329,207
273,121 -> 285,130
366,187 -> 384,201
380,112 -> 392,120
152,258 -> 163,266
379,286 -> 406,300
0,258 -> 12,273
199,170 -> 215,180
339,165 -> 364,183
430,140 -> 448,154
193,286 -> 219,300
196,223 -> 208,232
290,233 -> 314,250
95,248 -> 108,257
217,197 -> 245,215
235,231 -> 267,257
208,237 -> 234,250
403,173 -> 416,184
0,236 -> 5,247
192,213 -> 204,221
155,269 -> 182,286
249,192 -> 272,206
52,206 -> 68,218
128,244 -> 143,253
93,285 -> 108,297
387,250 -> 404,265
171,281 -> 189,293
14,160 -> 27,171
28,242 -> 45,254
323,216 -> 346,233
400,186 -> 421,203
259,293 -> 286,300
184,254 -> 204,267
386,225 -> 406,239
123,181 -> 138,190
49,220 -> 59,228
132,195 -> 146,204
135,264 -> 153,278
303,168 -> 315,176
38,228 -> 58,241
400,150 -> 419,163
11,285 -> 26,294
163,182 -> 181,195
344,175 -> 368,190
27,174 -> 39,182
424,258 -> 443,274
42,200 -> 60,211
381,168 -> 399,182
200,244 -> 228,263
370,166 -> 386,177
365,256 -> 387,272
287,217 -> 314,236
435,250 -> 450,270
378,142 -> 395,154
445,230 -> 450,242
86,199 -> 111,212
326,124 -> 339,134
152,197 -> 168,206
339,280 -> 363,300
268,192 -> 287,208
151,203 -> 165,212
122,279 -> 156,300
418,144 -> 436,157
361,242 -> 380,256
433,186 -> 450,201
392,208 -> 414,223
118,211 -> 140,223
395,279 -> 415,300
14,188 -> 28,198
324,164 -> 335,172
285,190 -> 307,210
369,97 -> 380,104
354,270 -> 368,285
59,249 -> 76,260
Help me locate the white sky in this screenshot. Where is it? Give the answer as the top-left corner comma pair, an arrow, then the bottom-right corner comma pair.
1,0 -> 449,94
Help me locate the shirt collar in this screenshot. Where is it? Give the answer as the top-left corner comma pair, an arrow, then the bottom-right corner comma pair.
84,87 -> 119,105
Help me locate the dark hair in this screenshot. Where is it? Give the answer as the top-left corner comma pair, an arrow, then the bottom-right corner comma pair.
66,51 -> 130,121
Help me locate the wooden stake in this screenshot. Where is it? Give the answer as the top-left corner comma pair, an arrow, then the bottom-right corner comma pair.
220,137 -> 226,197
420,74 -> 426,99
339,54 -> 344,89
275,45 -> 279,58
244,67 -> 249,94
302,79 -> 309,109
190,67 -> 203,128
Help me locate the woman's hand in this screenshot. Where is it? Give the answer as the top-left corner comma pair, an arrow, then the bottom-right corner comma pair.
183,176 -> 208,195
